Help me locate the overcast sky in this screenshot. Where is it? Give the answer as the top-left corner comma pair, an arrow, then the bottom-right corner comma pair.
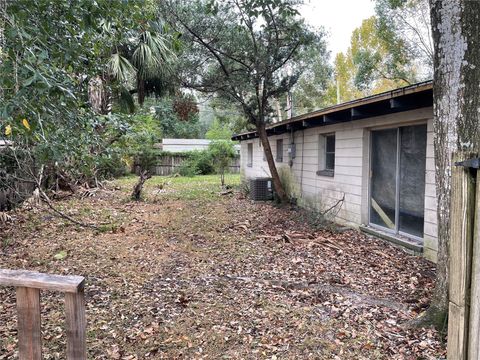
299,0 -> 375,57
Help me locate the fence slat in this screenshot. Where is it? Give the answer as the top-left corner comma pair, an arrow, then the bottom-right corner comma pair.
134,154 -> 240,176
65,290 -> 87,360
16,287 -> 42,360
468,169 -> 480,358
447,152 -> 476,360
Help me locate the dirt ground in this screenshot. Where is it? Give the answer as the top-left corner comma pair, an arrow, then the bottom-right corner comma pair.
0,175 -> 446,359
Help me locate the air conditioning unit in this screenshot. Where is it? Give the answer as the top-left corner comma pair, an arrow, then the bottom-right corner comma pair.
249,178 -> 273,201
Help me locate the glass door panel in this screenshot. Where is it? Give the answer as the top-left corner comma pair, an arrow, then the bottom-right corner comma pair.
370,129 -> 398,230
399,125 -> 427,238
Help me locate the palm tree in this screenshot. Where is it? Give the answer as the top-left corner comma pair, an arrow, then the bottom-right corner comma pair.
107,20 -> 177,111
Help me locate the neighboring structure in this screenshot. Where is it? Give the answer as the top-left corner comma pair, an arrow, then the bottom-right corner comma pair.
0,139 -> 11,149
233,81 -> 438,262
158,139 -> 213,152
158,138 -> 240,154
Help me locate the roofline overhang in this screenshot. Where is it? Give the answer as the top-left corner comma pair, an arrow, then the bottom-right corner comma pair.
232,80 -> 433,141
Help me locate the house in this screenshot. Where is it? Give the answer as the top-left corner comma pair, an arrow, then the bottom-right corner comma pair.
232,81 -> 438,262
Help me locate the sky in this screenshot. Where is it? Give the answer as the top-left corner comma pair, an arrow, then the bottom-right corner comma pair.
299,0 -> 375,57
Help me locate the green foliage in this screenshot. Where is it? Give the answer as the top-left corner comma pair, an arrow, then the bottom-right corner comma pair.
277,166 -> 300,201
117,111 -> 162,173
177,160 -> 200,177
199,97 -> 253,136
153,96 -> 206,139
176,150 -> 215,177
205,119 -> 233,140
116,173 -> 241,201
161,0 -> 321,125
375,0 -> 433,79
331,17 -> 415,103
0,0 -> 164,188
291,41 -> 333,113
208,140 -> 236,185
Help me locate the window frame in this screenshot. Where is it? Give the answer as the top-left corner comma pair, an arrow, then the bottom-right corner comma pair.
247,143 -> 253,167
276,139 -> 283,162
317,133 -> 335,177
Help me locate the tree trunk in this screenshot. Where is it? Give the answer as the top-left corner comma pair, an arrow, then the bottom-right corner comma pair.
131,170 -> 152,201
256,123 -> 287,203
137,74 -> 145,106
420,0 -> 480,330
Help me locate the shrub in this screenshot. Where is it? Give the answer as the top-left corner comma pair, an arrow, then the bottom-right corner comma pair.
191,151 -> 215,175
208,140 -> 236,186
177,159 -> 200,177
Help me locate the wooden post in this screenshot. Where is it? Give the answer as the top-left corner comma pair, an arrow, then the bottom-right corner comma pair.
468,168 -> 480,358
16,287 -> 42,360
447,152 -> 476,359
65,290 -> 87,359
0,269 -> 85,359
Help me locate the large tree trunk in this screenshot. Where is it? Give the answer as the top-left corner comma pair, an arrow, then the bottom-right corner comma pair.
256,123 -> 287,203
137,74 -> 145,106
421,0 -> 480,330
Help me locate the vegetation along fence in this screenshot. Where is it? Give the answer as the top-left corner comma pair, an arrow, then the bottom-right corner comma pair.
134,153 -> 240,176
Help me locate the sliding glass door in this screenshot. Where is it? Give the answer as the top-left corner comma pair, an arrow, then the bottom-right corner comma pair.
370,125 -> 427,239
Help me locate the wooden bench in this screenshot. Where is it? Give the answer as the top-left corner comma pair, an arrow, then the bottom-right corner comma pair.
0,269 -> 86,360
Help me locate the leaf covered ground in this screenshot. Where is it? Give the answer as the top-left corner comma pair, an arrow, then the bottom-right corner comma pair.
0,175 -> 446,359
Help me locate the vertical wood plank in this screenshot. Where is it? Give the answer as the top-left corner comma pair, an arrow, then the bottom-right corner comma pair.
448,152 -> 476,360
449,302 -> 467,359
65,290 -> 87,360
16,287 -> 42,360
468,169 -> 480,359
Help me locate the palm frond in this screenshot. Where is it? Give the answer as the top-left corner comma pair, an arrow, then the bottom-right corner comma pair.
133,28 -> 177,79
119,86 -> 136,114
108,53 -> 135,83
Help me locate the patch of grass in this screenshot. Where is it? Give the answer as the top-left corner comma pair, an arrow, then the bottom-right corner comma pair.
116,174 -> 241,201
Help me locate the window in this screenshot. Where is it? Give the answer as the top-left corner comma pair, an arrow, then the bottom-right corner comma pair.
325,134 -> 335,170
317,133 -> 335,176
276,139 -> 283,162
247,143 -> 253,167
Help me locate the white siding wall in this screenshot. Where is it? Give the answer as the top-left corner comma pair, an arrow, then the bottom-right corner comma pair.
241,107 -> 438,260
424,119 -> 438,262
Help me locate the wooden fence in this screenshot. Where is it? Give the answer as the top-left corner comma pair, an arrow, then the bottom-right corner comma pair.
134,154 -> 240,176
447,152 -> 480,359
0,269 -> 86,360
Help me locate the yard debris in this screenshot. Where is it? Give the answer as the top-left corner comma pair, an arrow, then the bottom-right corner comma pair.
0,177 -> 445,358
0,212 -> 13,224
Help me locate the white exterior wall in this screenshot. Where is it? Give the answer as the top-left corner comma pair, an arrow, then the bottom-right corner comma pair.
423,120 -> 438,262
162,139 -> 212,152
161,139 -> 240,154
240,107 -> 438,260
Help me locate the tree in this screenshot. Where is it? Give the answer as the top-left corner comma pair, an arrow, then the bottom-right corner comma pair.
208,140 -> 236,186
0,0 -> 177,195
153,94 -> 206,139
107,18 -> 179,108
161,0 -> 321,202
375,0 -> 433,80
422,0 -> 480,330
290,41 -> 332,114
333,17 -> 414,103
205,119 -> 234,140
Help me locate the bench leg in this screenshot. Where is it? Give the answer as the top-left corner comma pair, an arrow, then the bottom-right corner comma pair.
16,287 -> 42,360
65,290 -> 86,359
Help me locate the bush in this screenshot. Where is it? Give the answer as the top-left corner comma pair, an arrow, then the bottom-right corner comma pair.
177,159 -> 200,177
191,151 -> 215,175
175,150 -> 215,177
208,140 -> 236,185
